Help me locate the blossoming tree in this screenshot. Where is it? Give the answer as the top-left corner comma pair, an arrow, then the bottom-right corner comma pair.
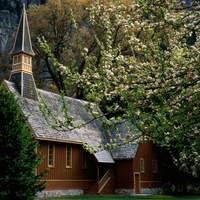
39,0 -> 200,183
28,0 -> 133,97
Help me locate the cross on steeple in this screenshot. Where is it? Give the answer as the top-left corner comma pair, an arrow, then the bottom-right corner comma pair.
9,3 -> 38,101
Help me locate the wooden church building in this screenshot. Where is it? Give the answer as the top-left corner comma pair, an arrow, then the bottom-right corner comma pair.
1,4 -> 162,198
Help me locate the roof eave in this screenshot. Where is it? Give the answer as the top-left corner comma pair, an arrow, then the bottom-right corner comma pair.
9,50 -> 35,56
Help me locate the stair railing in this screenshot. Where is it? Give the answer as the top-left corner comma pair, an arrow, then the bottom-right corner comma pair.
98,169 -> 114,193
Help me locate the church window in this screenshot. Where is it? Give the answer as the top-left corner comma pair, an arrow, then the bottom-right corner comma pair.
18,55 -> 21,63
66,146 -> 72,168
28,57 -> 30,65
82,149 -> 87,169
48,144 -> 55,167
152,160 -> 158,173
140,158 -> 145,173
14,56 -> 17,64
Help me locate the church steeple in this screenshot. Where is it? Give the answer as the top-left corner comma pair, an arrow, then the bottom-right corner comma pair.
9,4 -> 38,101
10,4 -> 35,56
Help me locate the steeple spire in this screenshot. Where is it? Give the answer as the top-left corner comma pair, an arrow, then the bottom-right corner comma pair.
9,4 -> 38,101
10,3 -> 34,56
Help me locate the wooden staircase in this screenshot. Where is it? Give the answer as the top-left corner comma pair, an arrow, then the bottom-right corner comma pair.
98,169 -> 115,194
86,169 -> 115,195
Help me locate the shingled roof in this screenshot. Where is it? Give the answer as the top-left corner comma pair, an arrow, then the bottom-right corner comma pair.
4,80 -> 114,163
106,120 -> 140,159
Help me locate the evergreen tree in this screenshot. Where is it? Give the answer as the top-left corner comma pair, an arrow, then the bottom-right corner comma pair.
0,85 -> 48,200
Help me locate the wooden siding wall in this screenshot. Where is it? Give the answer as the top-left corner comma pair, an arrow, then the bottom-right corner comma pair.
133,141 -> 161,187
99,178 -> 115,195
114,160 -> 133,189
42,181 -> 94,190
37,141 -> 97,190
114,141 -> 161,190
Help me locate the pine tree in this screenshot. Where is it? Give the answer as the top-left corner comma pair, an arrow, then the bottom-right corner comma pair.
0,85 -> 48,200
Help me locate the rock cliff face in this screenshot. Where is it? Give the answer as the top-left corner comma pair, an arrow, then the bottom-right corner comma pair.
0,0 -> 45,54
0,9 -> 17,53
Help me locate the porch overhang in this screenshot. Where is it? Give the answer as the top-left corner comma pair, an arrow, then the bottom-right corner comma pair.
94,150 -> 115,163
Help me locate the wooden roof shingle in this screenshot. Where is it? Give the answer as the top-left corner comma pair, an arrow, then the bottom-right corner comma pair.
4,80 -> 114,163
106,121 -> 140,159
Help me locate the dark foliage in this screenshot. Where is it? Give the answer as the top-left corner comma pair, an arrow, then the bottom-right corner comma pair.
0,85 -> 48,200
160,146 -> 200,195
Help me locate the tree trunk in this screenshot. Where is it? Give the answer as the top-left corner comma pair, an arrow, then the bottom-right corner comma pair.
76,87 -> 84,99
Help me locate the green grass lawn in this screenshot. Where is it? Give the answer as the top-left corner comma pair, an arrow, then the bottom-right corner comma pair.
40,195 -> 200,200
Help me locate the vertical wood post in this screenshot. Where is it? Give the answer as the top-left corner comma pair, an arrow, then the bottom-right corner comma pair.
132,159 -> 134,189
35,147 -> 37,175
97,163 -> 99,193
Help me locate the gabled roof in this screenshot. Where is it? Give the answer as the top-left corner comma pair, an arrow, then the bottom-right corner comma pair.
10,4 -> 34,56
106,121 -> 140,159
4,80 -> 114,163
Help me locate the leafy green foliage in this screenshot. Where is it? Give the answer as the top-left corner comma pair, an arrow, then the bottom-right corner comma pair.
0,49 -> 12,85
38,0 -> 200,192
0,85 -> 48,200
